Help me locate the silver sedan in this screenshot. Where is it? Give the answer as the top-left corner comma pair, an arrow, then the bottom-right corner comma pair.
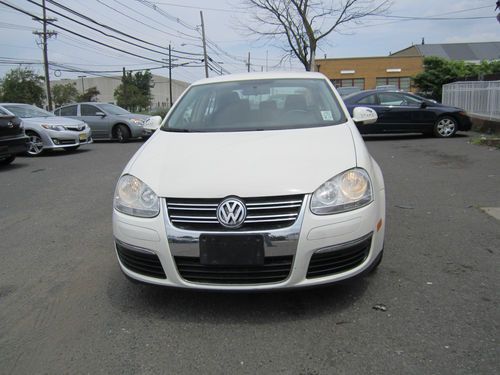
0,103 -> 92,156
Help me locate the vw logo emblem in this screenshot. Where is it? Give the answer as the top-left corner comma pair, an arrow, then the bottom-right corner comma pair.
217,197 -> 246,228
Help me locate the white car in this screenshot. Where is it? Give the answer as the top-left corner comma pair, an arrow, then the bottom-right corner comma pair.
112,72 -> 385,290
0,103 -> 92,155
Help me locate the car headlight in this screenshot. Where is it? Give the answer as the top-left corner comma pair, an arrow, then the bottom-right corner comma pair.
114,175 -> 159,217
41,124 -> 65,131
310,168 -> 373,215
129,118 -> 144,125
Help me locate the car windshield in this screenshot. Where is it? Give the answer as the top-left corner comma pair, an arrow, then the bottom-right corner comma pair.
98,103 -> 130,115
3,104 -> 54,118
163,78 -> 346,132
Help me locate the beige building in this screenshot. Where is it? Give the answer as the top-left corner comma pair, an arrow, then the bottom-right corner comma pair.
316,55 -> 424,91
53,74 -> 189,109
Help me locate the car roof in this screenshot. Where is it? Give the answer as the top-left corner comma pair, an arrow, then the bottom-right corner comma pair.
191,71 -> 328,86
0,103 -> 37,106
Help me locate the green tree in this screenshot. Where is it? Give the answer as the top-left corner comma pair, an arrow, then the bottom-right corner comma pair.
1,67 -> 45,106
77,86 -> 100,102
413,57 -> 500,100
114,70 -> 152,111
52,82 -> 79,107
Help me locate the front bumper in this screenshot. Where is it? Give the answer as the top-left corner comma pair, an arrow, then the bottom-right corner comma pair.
0,134 -> 29,157
112,191 -> 385,290
41,128 -> 93,149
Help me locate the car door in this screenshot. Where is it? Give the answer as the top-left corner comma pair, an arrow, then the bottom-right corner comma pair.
401,93 -> 438,132
375,92 -> 422,133
80,104 -> 109,138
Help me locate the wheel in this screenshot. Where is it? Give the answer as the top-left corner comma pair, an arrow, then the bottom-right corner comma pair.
64,145 -> 80,152
434,116 -> 457,138
114,124 -> 131,143
0,155 -> 16,165
26,131 -> 44,156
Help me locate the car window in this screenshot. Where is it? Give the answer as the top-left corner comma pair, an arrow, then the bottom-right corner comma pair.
402,94 -> 424,106
357,94 -> 377,105
3,104 -> 53,118
81,104 -> 100,116
378,93 -> 405,106
59,105 -> 77,116
164,79 -> 346,132
0,107 -> 8,115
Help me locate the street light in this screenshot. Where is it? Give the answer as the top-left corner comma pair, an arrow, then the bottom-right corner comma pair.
77,75 -> 86,93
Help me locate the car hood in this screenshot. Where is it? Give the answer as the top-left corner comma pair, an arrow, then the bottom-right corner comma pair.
127,124 -> 357,198
21,116 -> 85,126
117,114 -> 151,121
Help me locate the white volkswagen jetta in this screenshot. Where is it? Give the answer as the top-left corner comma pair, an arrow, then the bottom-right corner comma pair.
113,72 -> 385,290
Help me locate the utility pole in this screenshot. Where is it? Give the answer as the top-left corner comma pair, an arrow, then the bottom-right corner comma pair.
78,75 -> 86,93
168,44 -> 173,108
266,50 -> 268,72
33,0 -> 56,110
200,11 -> 209,78
122,67 -> 127,110
247,52 -> 251,72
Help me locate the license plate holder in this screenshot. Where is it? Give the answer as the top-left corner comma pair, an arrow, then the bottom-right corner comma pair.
199,234 -> 265,266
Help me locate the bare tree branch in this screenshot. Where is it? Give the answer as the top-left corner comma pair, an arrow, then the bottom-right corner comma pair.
240,0 -> 392,70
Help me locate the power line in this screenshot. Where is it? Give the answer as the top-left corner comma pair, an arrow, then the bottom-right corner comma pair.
0,1 -> 195,66
39,0 -> 202,60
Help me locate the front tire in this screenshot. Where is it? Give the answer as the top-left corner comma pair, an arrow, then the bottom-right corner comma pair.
434,116 -> 457,138
26,131 -> 45,156
114,124 -> 131,143
0,155 -> 16,165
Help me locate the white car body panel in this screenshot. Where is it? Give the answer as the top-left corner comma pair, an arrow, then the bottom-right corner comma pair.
112,72 -> 385,290
127,124 -> 356,198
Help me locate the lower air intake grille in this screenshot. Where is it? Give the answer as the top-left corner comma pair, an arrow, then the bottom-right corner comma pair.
306,234 -> 372,278
116,242 -> 166,279
174,256 -> 293,284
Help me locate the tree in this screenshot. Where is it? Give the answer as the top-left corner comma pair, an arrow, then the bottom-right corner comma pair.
242,0 -> 391,71
1,67 -> 45,106
52,82 -> 79,107
413,57 -> 500,100
114,70 -> 152,111
77,86 -> 100,102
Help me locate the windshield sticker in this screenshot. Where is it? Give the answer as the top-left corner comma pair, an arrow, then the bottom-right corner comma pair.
321,111 -> 333,121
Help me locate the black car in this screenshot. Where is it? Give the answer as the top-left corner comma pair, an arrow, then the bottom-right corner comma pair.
343,90 -> 472,137
0,113 -> 29,165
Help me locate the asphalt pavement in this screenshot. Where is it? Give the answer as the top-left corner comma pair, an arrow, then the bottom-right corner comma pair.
0,134 -> 498,374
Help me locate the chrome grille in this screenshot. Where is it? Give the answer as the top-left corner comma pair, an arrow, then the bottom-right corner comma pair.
166,195 -> 304,231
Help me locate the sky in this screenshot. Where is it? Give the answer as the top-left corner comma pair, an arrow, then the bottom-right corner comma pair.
0,0 -> 498,83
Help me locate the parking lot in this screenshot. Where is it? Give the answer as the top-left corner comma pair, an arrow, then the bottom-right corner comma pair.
0,134 -> 498,374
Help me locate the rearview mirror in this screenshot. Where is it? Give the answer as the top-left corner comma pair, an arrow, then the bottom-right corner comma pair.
420,101 -> 428,109
352,107 -> 378,125
144,115 -> 162,130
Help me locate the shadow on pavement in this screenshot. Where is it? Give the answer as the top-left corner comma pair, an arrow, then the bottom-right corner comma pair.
363,133 -> 469,142
0,161 -> 30,172
107,270 -> 371,324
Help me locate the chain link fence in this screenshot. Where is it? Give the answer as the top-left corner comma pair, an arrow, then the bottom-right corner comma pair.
442,81 -> 500,120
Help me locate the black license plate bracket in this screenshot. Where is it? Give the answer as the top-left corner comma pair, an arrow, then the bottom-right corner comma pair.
199,234 -> 265,266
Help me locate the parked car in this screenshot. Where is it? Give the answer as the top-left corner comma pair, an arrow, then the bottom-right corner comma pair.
342,90 -> 472,137
336,86 -> 362,98
54,103 -> 154,142
0,103 -> 92,156
112,72 -> 386,290
0,111 -> 29,165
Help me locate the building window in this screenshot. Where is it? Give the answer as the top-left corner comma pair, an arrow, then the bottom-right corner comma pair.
332,78 -> 365,89
376,77 -> 411,91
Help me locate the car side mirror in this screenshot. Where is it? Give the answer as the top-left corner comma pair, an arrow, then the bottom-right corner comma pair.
144,115 -> 163,130
420,101 -> 428,109
352,107 -> 378,125
95,111 -> 106,117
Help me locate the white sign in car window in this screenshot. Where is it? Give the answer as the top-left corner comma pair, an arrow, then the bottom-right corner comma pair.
321,111 -> 333,121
